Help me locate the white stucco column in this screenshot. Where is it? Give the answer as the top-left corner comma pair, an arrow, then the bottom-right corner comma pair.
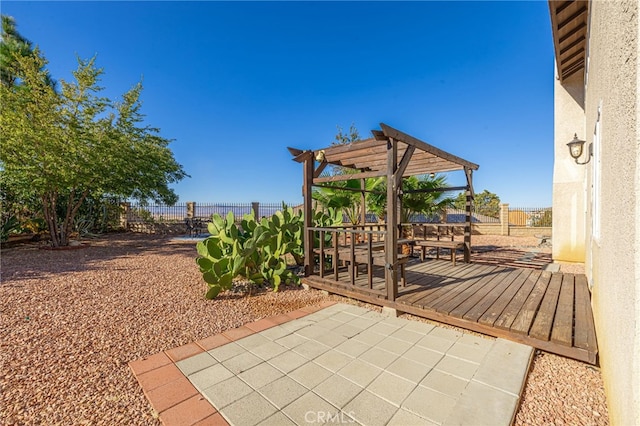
552,71 -> 587,263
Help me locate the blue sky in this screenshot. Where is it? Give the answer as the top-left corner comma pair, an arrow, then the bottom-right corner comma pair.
3,1 -> 555,206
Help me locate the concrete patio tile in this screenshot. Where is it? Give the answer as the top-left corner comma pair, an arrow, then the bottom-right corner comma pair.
258,325 -> 291,341
313,374 -> 363,409
367,321 -> 402,336
457,333 -> 494,351
338,359 -> 383,387
443,381 -> 519,426
281,391 -> 340,425
348,316 -> 377,329
388,408 -> 438,426
402,345 -> 444,368
160,394 -> 217,426
145,375 -> 199,413
222,325 -> 255,342
222,351 -> 262,375
258,376 -> 307,409
280,319 -> 316,333
420,369 -> 469,398
237,362 -> 284,390
257,412 -> 296,426
415,334 -> 456,354
386,357 -> 431,384
377,336 -> 413,356
334,338 -> 371,358
274,332 -> 308,349
288,362 -> 332,389
343,390 -> 398,426
267,350 -> 308,374
208,342 -> 245,362
339,304 -> 370,316
202,376 -> 253,409
428,326 -> 463,341
136,363 -> 185,392
332,323 -> 362,338
401,319 -> 436,335
314,331 -> 348,348
446,341 -> 491,364
389,328 -> 424,344
176,351 -> 218,376
189,364 -> 234,391
329,311 -> 358,323
222,391 -> 278,426
234,333 -> 271,351
197,334 -> 232,351
313,350 -> 353,372
359,346 -> 398,369
314,318 -> 343,330
352,329 -> 386,346
434,355 -> 480,381
366,371 -> 417,407
294,324 -> 328,339
129,352 -> 172,376
291,339 -> 330,360
402,385 -> 458,424
249,340 -> 288,361
471,338 -> 534,397
166,342 -> 204,362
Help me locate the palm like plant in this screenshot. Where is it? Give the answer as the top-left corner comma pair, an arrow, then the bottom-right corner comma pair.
367,174 -> 454,223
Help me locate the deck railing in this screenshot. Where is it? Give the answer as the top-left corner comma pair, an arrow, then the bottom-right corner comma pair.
309,226 -> 388,292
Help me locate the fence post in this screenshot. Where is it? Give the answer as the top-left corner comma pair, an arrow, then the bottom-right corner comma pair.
252,202 -> 260,218
186,201 -> 195,219
119,202 -> 131,230
500,203 -> 510,236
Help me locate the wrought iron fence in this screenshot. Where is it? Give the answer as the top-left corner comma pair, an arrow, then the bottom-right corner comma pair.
126,201 -> 299,223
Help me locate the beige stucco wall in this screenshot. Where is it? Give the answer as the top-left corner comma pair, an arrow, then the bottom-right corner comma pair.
580,1 -> 639,424
552,72 -> 587,263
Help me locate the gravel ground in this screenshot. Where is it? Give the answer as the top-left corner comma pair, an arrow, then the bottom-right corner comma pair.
0,233 -> 607,425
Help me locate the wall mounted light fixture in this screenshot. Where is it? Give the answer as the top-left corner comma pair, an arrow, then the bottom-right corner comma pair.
566,134 -> 591,164
315,150 -> 325,162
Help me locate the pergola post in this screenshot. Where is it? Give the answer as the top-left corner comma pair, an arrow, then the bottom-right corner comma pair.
464,168 -> 474,263
303,154 -> 314,276
360,178 -> 366,227
385,138 -> 398,301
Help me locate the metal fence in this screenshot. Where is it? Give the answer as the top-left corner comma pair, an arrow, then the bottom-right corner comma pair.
126,201 -> 299,223
508,207 -> 552,227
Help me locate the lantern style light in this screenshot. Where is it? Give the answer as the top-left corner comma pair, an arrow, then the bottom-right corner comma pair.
566,134 -> 591,164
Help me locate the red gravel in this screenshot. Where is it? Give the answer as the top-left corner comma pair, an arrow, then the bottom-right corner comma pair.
0,233 -> 608,425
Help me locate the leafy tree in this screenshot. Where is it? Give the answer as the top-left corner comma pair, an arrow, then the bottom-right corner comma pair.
0,15 -> 54,88
454,189 -> 501,218
333,123 -> 360,146
0,35 -> 187,246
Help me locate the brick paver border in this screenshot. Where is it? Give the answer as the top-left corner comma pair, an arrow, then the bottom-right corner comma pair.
129,301 -> 337,426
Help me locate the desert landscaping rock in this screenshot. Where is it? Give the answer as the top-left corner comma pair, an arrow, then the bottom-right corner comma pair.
1,233 -> 606,424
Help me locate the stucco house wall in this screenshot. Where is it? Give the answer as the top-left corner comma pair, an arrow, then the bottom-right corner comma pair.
582,1 -> 639,424
552,1 -> 639,424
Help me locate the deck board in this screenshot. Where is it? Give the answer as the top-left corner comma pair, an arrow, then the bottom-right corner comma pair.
303,258 -> 598,364
551,274 -> 575,346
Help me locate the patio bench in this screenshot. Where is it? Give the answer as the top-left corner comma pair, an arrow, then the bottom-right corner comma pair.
414,240 -> 464,265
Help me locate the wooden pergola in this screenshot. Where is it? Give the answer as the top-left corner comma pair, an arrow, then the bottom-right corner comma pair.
288,123 -> 479,302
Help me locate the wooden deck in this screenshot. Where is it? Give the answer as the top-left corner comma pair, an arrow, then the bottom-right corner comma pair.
303,259 -> 598,364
